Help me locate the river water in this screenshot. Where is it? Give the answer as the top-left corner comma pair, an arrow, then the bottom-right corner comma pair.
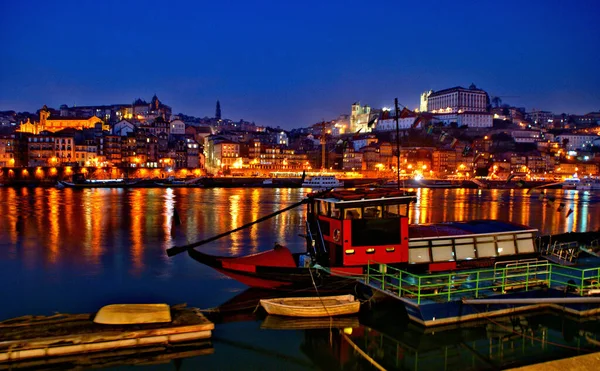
1,187 -> 599,370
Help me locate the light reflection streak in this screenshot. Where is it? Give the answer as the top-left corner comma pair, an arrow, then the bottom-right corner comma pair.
47,188 -> 59,264
130,190 -> 144,275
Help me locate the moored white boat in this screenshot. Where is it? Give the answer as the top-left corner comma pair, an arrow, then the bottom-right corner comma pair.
576,177 -> 600,191
301,175 -> 343,189
259,294 -> 360,317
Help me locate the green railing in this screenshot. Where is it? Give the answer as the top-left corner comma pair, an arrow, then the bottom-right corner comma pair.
365,261 -> 600,304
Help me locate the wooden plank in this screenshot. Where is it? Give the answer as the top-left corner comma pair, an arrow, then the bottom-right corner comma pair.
0,331 -> 213,362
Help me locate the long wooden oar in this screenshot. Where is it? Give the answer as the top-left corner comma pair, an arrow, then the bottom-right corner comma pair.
166,190 -> 328,257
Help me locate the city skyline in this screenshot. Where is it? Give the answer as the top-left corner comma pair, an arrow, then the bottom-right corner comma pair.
1,0 -> 599,129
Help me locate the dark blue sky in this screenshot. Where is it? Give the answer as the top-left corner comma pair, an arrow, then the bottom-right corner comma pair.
1,0 -> 598,129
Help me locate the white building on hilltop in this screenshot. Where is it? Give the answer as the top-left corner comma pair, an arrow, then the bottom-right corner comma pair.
420,84 -> 492,128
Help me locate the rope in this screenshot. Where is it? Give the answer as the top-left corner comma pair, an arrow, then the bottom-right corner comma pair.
341,331 -> 387,371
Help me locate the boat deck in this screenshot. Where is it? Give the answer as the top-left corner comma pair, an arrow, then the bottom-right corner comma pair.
358,260 -> 600,326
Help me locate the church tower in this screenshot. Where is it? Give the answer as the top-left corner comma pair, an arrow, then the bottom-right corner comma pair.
215,100 -> 221,120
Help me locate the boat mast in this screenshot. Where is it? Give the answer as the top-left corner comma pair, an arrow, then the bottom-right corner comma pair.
394,98 -> 400,190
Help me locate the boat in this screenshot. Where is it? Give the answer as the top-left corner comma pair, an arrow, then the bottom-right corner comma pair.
561,177 -> 580,189
58,174 -> 139,188
154,176 -> 203,187
259,294 -> 360,317
576,177 -> 600,191
181,188 -> 542,290
301,175 -> 344,189
58,178 -> 139,188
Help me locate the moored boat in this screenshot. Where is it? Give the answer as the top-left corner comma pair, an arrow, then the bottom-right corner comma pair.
259,294 -> 360,317
576,177 -> 600,191
301,175 -> 344,189
181,188 -> 544,289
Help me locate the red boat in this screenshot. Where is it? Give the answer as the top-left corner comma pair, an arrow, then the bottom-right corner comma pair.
182,188 -> 540,290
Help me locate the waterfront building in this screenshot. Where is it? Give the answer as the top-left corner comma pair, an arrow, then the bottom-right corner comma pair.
554,133 -> 600,151
0,134 -> 17,167
420,84 -> 492,128
75,139 -> 99,167
431,149 -> 459,176
98,135 -> 122,166
185,138 -> 201,169
205,136 -> 240,171
27,134 -> 55,166
342,146 -> 363,171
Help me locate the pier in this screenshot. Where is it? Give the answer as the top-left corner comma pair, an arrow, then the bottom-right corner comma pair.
360,259 -> 600,326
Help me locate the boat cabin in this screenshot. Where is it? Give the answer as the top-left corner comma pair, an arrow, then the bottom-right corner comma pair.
306,189 -> 540,274
306,189 -> 417,273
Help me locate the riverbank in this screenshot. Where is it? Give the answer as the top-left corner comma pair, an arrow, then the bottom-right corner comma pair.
0,176 -> 564,190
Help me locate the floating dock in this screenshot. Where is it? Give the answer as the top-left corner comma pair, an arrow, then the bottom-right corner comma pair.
360,259 -> 600,326
0,305 -> 214,365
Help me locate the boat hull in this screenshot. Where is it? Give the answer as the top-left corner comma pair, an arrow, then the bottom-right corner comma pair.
259,295 -> 360,317
186,247 -> 356,291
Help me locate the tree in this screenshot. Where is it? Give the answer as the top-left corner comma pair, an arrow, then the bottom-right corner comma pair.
491,97 -> 502,108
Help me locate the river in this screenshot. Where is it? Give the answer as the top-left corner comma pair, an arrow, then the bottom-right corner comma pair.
1,187 -> 599,370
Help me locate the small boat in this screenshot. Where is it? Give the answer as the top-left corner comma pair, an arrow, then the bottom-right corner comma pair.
301,175 -> 344,189
562,177 -> 580,189
259,294 -> 360,317
576,177 -> 600,191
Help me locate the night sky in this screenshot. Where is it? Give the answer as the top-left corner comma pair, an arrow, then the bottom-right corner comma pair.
1,0 -> 598,129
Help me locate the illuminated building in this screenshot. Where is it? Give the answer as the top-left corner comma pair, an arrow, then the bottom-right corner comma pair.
350,102 -> 376,133
420,84 -> 492,128
18,106 -> 105,134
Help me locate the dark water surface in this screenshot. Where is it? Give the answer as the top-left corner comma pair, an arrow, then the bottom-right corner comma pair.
1,187 -> 599,370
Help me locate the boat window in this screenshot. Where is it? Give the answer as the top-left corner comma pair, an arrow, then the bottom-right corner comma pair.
363,206 -> 382,219
384,204 -> 408,218
344,208 -> 362,219
331,206 -> 341,219
351,219 -> 401,246
318,201 -> 329,216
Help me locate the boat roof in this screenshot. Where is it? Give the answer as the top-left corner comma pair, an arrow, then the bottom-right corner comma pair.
409,220 -> 538,239
311,189 -> 417,204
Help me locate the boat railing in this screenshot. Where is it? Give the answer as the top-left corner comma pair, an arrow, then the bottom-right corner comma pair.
365,261 -> 600,304
541,241 -> 579,263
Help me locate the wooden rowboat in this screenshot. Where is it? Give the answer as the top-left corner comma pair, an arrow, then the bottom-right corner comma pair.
259,294 -> 360,317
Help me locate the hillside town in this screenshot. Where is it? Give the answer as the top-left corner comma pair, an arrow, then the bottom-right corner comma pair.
1,86 -> 599,183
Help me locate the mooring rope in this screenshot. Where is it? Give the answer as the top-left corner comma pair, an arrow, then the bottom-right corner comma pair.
341,331 -> 387,371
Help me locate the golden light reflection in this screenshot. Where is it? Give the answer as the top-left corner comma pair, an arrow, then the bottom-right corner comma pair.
47,189 -> 60,264
130,190 -> 145,275
228,192 -> 242,254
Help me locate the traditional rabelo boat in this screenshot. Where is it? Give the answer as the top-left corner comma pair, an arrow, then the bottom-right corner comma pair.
174,188 -> 541,290
259,295 -> 360,317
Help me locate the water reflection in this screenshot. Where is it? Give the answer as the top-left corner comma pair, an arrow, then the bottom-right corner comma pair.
1,188 -> 599,273
291,310 -> 600,371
